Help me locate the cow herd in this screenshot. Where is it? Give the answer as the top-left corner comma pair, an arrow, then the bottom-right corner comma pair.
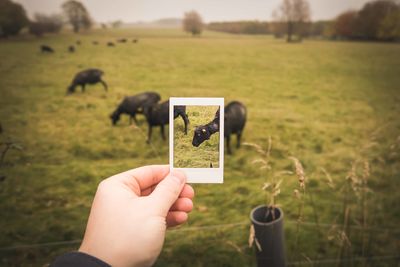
58,51 -> 247,154
39,37 -> 139,54
64,67 -> 247,154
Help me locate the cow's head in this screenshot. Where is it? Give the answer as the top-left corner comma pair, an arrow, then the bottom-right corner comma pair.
110,110 -> 120,125
192,126 -> 211,147
66,85 -> 76,95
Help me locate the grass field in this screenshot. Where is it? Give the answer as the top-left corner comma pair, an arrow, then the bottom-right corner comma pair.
174,105 -> 220,168
0,28 -> 400,266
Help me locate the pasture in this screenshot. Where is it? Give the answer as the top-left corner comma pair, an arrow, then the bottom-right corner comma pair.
174,105 -> 220,168
0,28 -> 399,266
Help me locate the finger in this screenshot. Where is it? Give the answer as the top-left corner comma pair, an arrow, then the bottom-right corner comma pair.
169,198 -> 193,212
179,184 -> 195,199
150,170 -> 187,216
166,211 -> 188,227
112,165 -> 170,194
141,183 -> 194,198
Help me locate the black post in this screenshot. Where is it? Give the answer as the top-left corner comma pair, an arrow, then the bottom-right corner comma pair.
250,205 -> 286,267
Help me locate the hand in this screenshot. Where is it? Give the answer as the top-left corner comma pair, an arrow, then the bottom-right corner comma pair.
78,165 -> 194,267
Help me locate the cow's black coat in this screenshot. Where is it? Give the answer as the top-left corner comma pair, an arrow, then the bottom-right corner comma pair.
191,101 -> 247,154
110,92 -> 161,125
66,69 -> 108,94
144,101 -> 189,143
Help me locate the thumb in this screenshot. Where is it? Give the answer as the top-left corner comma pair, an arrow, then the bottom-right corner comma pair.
150,170 -> 187,216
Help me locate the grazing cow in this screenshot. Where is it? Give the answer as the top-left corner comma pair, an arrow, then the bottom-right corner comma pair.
192,101 -> 247,154
192,108 -> 220,147
143,101 -> 189,143
117,38 -> 127,43
132,39 -> 139,43
107,42 -> 115,47
92,41 -> 99,45
68,45 -> 75,53
40,45 -> 54,53
224,101 -> 247,154
110,92 -> 161,125
66,69 -> 108,94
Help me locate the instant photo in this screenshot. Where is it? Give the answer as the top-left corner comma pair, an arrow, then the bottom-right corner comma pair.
170,98 -> 224,183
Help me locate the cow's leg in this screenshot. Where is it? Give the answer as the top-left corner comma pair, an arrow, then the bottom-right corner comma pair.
226,135 -> 232,155
160,125 -> 166,141
147,126 -> 152,144
236,132 -> 242,148
131,114 -> 138,125
181,113 -> 189,135
81,84 -> 86,93
100,79 -> 108,91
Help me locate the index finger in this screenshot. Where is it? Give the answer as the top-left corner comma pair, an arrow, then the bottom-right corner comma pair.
112,165 -> 170,193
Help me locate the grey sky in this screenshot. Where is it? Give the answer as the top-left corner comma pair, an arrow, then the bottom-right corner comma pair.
15,0 -> 371,22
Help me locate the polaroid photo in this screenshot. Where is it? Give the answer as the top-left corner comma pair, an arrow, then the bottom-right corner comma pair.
169,97 -> 224,183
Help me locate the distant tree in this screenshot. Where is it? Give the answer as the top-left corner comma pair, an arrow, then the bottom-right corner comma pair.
111,20 -> 123,29
62,0 -> 92,33
356,0 -> 399,40
0,0 -> 29,37
307,20 -> 331,37
378,9 -> 400,40
29,13 -> 63,37
333,10 -> 358,39
270,21 -> 286,38
207,21 -> 270,35
273,0 -> 311,42
183,11 -> 204,36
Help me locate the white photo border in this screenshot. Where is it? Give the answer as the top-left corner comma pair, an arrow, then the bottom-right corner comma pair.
170,97 -> 224,183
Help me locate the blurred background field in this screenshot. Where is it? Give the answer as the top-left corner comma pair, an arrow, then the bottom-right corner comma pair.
0,27 -> 399,266
174,105 -> 220,168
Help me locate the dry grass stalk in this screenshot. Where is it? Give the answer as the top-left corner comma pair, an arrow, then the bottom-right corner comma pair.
289,156 -> 307,257
289,156 -> 306,190
244,138 -> 281,210
248,225 -> 262,251
321,167 -> 335,189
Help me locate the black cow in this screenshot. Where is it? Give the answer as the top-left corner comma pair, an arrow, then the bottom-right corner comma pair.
40,45 -> 54,53
66,69 -> 108,94
192,101 -> 247,154
107,42 -> 115,47
110,92 -> 161,125
192,108 -> 220,147
68,45 -> 75,53
143,101 -> 189,143
224,101 -> 247,154
132,39 -> 139,43
117,38 -> 127,43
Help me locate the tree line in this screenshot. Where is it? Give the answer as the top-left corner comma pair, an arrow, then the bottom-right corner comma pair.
207,0 -> 400,42
1,0 -> 399,42
0,0 -> 93,37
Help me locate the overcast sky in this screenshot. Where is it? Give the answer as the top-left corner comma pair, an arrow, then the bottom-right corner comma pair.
15,0 -> 371,22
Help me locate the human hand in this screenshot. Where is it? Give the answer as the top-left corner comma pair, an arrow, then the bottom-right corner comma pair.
78,165 -> 194,267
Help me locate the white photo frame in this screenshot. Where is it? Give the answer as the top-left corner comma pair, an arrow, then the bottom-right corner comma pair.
170,97 -> 224,183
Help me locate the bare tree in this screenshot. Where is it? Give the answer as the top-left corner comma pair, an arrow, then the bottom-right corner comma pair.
273,0 -> 311,42
62,0 -> 92,33
183,11 -> 204,36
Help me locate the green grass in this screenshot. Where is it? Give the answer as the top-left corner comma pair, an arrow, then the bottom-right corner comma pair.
174,105 -> 219,168
0,28 -> 400,266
